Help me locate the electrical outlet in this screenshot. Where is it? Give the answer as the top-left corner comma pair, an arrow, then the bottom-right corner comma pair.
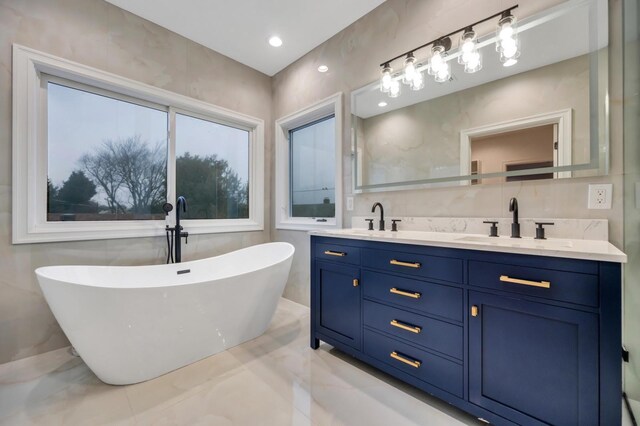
588,184 -> 612,209
346,197 -> 354,211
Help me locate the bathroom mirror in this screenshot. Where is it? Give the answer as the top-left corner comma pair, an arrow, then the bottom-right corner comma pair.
352,0 -> 608,192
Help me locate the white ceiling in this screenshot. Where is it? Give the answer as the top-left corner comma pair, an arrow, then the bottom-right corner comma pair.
105,0 -> 386,76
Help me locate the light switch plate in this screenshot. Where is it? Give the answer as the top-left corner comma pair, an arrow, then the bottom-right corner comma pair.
588,184 -> 612,209
346,197 -> 354,211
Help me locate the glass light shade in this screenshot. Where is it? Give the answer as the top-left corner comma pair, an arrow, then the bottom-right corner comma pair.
500,37 -> 519,58
388,79 -> 401,98
464,51 -> 482,73
410,71 -> 424,90
458,29 -> 477,65
434,62 -> 450,83
499,37 -> 520,65
496,14 -> 518,51
402,54 -> 417,85
428,45 -> 446,76
380,65 -> 392,93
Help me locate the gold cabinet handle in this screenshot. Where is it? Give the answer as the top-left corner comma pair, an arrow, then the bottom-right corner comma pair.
390,259 -> 421,268
499,275 -> 551,289
389,287 -> 421,299
324,250 -> 346,257
390,319 -> 421,334
471,305 -> 479,317
390,351 -> 421,368
353,278 -> 359,287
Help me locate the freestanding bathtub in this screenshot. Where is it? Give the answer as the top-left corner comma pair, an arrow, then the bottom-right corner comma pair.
35,242 -> 295,385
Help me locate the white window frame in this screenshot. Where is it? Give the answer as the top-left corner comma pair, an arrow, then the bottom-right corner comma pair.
275,93 -> 343,231
12,44 -> 264,244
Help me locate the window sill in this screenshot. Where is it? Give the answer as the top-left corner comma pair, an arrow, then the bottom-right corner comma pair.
275,220 -> 339,232
13,220 -> 264,244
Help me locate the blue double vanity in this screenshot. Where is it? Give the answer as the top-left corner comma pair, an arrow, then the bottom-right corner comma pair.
310,229 -> 626,425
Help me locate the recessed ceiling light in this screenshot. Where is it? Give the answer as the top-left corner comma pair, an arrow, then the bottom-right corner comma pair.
268,36 -> 283,47
317,65 -> 329,73
378,101 -> 388,107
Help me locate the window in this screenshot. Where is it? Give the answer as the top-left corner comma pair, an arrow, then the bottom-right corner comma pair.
46,78 -> 168,222
275,93 -> 342,230
175,113 -> 250,220
13,44 -> 264,243
289,116 -> 336,218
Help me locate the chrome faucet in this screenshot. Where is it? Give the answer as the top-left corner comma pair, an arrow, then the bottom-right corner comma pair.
509,197 -> 520,238
174,196 -> 189,262
371,202 -> 385,231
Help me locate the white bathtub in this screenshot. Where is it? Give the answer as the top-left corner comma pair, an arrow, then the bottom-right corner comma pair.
35,242 -> 294,385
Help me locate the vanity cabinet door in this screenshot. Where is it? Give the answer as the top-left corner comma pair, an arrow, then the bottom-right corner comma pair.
314,261 -> 361,350
468,291 -> 598,426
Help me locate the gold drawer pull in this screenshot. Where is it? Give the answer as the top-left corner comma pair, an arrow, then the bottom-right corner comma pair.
353,278 -> 359,287
500,275 -> 551,289
390,259 -> 421,268
390,287 -> 421,299
471,305 -> 479,317
390,319 -> 421,334
390,351 -> 421,368
324,250 -> 346,257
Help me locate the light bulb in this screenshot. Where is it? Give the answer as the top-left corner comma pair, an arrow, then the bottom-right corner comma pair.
428,43 -> 448,78
402,54 -> 417,85
268,36 -> 283,47
496,14 -> 518,51
464,51 -> 482,73
458,29 -> 477,65
380,64 -> 392,93
502,43 -> 517,58
410,71 -> 424,90
499,37 -> 520,64
499,24 -> 513,41
434,63 -> 450,83
388,80 -> 401,98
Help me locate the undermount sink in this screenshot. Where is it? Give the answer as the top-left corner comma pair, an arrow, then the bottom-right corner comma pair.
455,235 -> 574,249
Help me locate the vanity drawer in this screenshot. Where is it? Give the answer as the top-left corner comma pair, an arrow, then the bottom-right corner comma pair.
364,329 -> 463,398
362,270 -> 463,322
363,300 -> 462,360
315,242 -> 360,265
362,248 -> 462,283
469,260 -> 599,307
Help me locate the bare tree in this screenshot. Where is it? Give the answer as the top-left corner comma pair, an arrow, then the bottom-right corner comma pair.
81,136 -> 166,214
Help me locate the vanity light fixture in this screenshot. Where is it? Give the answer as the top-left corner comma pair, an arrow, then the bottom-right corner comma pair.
268,36 -> 283,47
458,28 -> 482,73
380,63 -> 393,93
496,11 -> 520,66
378,5 -> 518,97
428,39 -> 452,83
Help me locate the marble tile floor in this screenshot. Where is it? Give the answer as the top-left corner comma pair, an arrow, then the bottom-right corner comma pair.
0,298 -> 634,426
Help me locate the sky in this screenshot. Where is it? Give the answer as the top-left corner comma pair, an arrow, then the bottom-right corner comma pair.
47,82 -> 249,206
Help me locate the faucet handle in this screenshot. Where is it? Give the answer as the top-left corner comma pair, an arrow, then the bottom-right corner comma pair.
391,219 -> 402,232
483,221 -> 499,237
365,219 -> 374,230
534,222 -> 554,240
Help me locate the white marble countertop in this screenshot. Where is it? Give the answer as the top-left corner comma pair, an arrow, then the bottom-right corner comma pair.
310,229 -> 627,263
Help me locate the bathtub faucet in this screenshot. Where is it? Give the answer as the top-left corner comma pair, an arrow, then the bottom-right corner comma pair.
174,196 -> 189,263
